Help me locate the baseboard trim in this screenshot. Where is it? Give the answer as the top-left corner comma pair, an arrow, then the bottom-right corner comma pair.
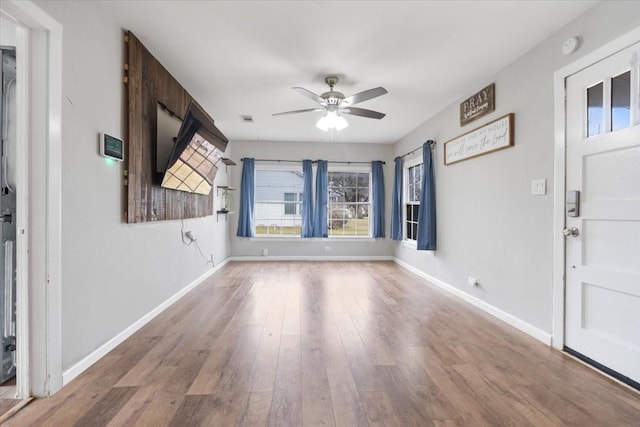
61,258 -> 230,385
393,258 -> 552,345
229,255 -> 394,262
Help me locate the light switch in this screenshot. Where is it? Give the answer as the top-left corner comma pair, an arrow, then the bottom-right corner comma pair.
531,179 -> 546,195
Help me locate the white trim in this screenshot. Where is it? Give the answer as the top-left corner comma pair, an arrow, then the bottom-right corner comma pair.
249,237 -> 375,242
1,0 -> 63,398
401,240 -> 417,249
552,26 -> 640,351
62,259 -> 230,385
393,258 -> 552,345
231,255 -> 393,262
13,19 -> 30,400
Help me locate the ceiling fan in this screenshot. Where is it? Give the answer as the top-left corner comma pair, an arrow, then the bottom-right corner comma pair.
273,76 -> 387,131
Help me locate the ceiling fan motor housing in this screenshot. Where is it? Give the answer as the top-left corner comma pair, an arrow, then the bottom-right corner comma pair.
321,76 -> 345,105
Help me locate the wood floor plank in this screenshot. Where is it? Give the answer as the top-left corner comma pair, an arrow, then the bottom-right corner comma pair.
359,391 -> 403,427
408,346 -> 503,426
129,349 -> 210,425
269,334 -> 302,426
300,276 -> 336,427
71,386 -> 138,427
236,391 -> 272,426
248,285 -> 287,392
5,261 -> 639,426
326,366 -> 369,427
105,366 -> 176,427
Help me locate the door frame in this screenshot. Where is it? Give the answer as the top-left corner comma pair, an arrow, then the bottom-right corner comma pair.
0,0 -> 62,397
552,26 -> 640,350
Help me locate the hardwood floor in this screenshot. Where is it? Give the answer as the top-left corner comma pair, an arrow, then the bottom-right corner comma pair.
5,261 -> 639,426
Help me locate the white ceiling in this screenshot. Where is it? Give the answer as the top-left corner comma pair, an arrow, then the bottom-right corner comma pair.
97,0 -> 597,144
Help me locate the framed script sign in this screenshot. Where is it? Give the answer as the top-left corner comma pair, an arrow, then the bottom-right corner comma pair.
460,83 -> 495,125
444,113 -> 514,166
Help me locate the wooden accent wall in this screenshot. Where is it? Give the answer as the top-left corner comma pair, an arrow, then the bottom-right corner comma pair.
125,31 -> 214,223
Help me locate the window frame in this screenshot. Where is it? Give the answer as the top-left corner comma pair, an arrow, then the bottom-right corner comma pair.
253,164 -> 304,237
327,164 -> 373,239
283,192 -> 302,216
403,156 -> 423,246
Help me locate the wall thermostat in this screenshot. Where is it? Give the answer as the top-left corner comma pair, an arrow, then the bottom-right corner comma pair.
100,133 -> 124,161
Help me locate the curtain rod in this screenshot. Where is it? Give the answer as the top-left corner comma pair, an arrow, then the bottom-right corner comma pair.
396,139 -> 435,160
240,158 -> 385,165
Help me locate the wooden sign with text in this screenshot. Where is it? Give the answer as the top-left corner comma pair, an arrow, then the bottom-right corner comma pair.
460,83 -> 495,126
445,113 -> 514,165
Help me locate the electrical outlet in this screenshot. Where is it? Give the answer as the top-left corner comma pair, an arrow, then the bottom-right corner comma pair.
324,246 -> 332,252
262,248 -> 268,256
185,231 -> 195,241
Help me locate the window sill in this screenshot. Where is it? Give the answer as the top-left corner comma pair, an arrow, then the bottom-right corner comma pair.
249,236 -> 376,243
401,240 -> 417,249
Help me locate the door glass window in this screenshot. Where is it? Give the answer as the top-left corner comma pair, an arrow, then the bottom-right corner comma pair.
587,82 -> 603,137
611,71 -> 631,132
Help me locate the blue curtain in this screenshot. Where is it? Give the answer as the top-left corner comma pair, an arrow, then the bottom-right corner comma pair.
312,160 -> 328,237
417,144 -> 436,250
390,157 -> 403,240
371,161 -> 385,238
301,159 -> 314,238
236,158 -> 255,237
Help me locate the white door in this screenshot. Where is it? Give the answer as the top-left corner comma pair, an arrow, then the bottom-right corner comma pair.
565,41 -> 640,386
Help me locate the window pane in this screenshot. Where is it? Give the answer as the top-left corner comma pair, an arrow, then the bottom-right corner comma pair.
284,203 -> 295,215
612,71 -> 631,132
412,223 -> 418,240
406,205 -> 412,221
587,82 -> 603,137
413,183 -> 421,202
412,204 -> 419,220
254,169 -> 303,235
327,170 -> 370,237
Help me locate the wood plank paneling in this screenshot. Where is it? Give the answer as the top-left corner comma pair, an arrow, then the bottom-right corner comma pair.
5,262 -> 640,426
125,32 -> 220,223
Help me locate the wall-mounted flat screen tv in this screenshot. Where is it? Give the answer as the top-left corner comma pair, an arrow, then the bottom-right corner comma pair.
156,103 -> 182,179
156,101 -> 228,195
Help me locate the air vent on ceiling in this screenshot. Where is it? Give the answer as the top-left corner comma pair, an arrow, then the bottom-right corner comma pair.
240,115 -> 254,123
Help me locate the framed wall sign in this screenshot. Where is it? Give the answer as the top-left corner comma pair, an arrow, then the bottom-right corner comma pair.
445,113 -> 514,165
460,83 -> 495,126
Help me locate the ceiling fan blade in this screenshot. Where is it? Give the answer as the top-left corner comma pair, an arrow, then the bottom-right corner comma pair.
292,87 -> 327,105
342,107 -> 386,119
272,108 -> 323,116
341,87 -> 387,106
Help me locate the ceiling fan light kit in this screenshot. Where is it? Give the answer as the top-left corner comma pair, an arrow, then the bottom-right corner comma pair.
317,111 -> 348,131
273,75 -> 388,132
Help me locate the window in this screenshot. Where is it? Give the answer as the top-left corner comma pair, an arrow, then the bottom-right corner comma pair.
284,192 -> 302,215
328,170 -> 371,237
587,70 -> 632,137
405,161 -> 423,242
254,168 -> 304,236
252,165 -> 372,238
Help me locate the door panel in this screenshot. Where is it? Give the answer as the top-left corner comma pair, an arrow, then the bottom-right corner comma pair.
565,41 -> 640,385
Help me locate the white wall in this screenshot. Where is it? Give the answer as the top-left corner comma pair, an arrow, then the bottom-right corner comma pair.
393,1 -> 640,335
34,1 -> 232,373
229,140 -> 393,258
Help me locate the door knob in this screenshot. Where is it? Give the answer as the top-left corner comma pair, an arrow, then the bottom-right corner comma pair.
563,227 -> 579,237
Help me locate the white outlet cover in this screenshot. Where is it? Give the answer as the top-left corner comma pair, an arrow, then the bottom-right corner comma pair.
531,179 -> 546,196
